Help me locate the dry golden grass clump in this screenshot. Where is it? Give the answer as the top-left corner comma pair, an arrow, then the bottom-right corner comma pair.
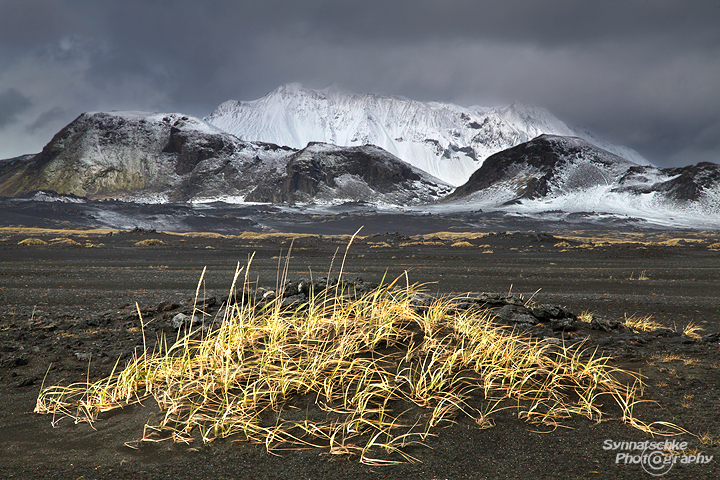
708,243 -> 720,251
399,240 -> 445,247
135,239 -> 167,247
624,314 -> 665,332
35,239 -> 683,465
450,241 -> 473,248
682,322 -> 704,340
50,237 -> 83,247
18,237 -> 48,246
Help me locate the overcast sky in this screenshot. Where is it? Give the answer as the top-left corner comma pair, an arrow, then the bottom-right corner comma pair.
1,0 -> 718,167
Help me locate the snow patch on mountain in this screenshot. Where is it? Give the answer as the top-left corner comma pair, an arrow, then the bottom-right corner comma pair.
205,84 -> 650,186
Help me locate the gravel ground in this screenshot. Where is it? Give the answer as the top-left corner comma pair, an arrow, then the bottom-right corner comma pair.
1,228 -> 719,479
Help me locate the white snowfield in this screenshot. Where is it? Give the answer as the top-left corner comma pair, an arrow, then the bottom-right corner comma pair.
205,83 -> 649,187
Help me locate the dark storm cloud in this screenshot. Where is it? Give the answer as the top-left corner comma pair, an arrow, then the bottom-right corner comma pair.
26,106 -> 69,133
0,88 -> 32,128
0,0 -> 718,166
317,1 -> 720,48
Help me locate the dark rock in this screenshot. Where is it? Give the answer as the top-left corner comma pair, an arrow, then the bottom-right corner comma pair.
653,328 -> 680,337
74,352 -> 92,362
282,281 -> 299,297
492,304 -> 532,321
157,301 -> 181,312
701,332 -> 720,343
590,317 -> 624,332
14,376 -> 37,388
171,313 -> 202,329
550,318 -> 576,332
297,279 -> 313,297
531,304 -> 575,321
281,293 -> 307,308
196,296 -> 217,308
512,314 -> 540,326
470,293 -> 525,308
260,289 -> 277,302
0,354 -> 29,368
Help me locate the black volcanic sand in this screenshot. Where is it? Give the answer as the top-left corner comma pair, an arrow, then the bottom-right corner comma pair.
1,228 -> 720,479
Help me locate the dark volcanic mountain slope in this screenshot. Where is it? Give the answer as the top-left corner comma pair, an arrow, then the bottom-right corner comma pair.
445,134 -> 635,203
245,142 -> 452,204
0,111 -> 294,202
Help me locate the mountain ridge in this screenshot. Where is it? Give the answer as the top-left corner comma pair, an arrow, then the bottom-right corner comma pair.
204,83 -> 650,186
0,111 -> 451,206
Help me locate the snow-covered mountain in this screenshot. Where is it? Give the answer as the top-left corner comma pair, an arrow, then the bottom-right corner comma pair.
205,83 -> 649,186
0,111 -> 450,205
441,135 -> 720,228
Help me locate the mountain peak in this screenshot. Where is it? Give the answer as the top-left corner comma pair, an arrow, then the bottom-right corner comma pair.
270,83 -> 314,97
205,85 -> 649,186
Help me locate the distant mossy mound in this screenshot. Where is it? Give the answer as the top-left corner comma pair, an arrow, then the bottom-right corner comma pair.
135,239 -> 167,246
18,238 -> 48,246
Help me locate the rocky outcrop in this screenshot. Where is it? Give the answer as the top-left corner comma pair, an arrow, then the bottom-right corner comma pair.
245,142 -> 452,205
618,162 -> 720,201
445,134 -> 634,202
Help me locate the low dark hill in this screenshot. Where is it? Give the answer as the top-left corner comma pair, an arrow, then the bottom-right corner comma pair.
445,134 -> 635,203
245,142 -> 452,205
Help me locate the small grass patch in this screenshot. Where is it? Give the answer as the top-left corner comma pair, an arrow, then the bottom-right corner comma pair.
450,241 -> 473,248
50,238 -> 83,247
628,270 -> 649,280
682,322 -> 704,340
18,237 -> 48,246
650,353 -> 684,364
135,239 -> 168,247
699,432 -> 720,446
399,241 -> 445,247
624,314 -> 664,332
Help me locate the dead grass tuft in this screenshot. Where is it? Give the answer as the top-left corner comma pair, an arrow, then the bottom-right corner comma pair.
18,237 -> 48,246
624,314 -> 664,332
682,322 -> 704,340
50,238 -> 83,247
450,241 -> 473,248
135,239 -> 168,247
